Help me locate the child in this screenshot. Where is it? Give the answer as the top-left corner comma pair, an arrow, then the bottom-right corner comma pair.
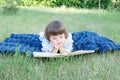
40,20 -> 120,54
39,20 -> 73,53
0,20 -> 120,55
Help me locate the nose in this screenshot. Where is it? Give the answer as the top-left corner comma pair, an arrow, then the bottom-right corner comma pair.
57,38 -> 60,42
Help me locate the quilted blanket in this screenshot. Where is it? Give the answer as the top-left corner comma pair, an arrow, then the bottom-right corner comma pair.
0,31 -> 120,55
72,31 -> 120,53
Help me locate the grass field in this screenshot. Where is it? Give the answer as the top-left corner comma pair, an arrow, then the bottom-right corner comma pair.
0,7 -> 120,80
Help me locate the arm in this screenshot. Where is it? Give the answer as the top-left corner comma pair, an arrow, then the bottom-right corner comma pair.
50,44 -> 67,53
59,33 -> 73,53
50,42 -> 67,53
59,47 -> 67,53
51,47 -> 59,53
51,47 -> 67,53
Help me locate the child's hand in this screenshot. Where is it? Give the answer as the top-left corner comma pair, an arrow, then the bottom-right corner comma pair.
50,40 -> 67,53
50,41 -> 59,53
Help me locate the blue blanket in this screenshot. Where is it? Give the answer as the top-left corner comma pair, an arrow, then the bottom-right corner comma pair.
72,31 -> 120,53
0,31 -> 120,55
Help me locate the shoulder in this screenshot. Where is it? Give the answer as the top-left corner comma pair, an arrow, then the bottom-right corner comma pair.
39,32 -> 53,52
63,33 -> 73,52
39,32 -> 44,40
68,33 -> 72,39
66,33 -> 73,43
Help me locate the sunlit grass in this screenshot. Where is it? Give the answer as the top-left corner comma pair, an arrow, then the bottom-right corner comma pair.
20,6 -> 108,14
0,7 -> 120,80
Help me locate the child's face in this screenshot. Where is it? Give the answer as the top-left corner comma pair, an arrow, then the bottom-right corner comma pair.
50,33 -> 66,47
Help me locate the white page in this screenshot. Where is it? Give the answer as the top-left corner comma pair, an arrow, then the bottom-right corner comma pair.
33,50 -> 95,58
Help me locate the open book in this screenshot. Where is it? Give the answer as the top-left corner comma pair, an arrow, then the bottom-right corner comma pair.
33,50 -> 95,58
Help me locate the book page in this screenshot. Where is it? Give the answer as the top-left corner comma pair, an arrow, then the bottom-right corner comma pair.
33,50 -> 95,58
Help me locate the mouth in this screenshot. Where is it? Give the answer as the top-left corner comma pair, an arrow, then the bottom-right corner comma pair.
57,43 -> 61,45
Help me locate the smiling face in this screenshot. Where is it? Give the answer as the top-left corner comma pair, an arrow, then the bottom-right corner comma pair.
49,33 -> 66,47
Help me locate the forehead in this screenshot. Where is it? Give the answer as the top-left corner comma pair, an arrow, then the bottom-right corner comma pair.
50,33 -> 65,37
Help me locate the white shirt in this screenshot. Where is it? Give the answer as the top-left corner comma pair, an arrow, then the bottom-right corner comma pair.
39,32 -> 73,52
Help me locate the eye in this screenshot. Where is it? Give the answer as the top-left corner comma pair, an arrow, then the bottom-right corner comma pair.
52,38 -> 56,40
60,36 -> 63,38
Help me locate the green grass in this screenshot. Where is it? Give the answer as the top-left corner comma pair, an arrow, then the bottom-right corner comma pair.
0,7 -> 120,80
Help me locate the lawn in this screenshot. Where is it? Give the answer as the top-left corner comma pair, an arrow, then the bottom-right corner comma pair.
0,7 -> 120,80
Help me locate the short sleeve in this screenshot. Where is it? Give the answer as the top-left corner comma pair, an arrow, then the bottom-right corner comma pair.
39,32 -> 53,52
63,33 -> 73,52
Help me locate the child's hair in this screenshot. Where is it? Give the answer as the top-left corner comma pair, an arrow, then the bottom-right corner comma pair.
45,20 -> 68,41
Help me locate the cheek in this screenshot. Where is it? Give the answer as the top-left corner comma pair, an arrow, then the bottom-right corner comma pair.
61,38 -> 66,42
51,39 -> 57,43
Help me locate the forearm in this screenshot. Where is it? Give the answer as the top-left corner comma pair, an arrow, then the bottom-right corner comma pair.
51,48 -> 59,53
59,47 -> 67,53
